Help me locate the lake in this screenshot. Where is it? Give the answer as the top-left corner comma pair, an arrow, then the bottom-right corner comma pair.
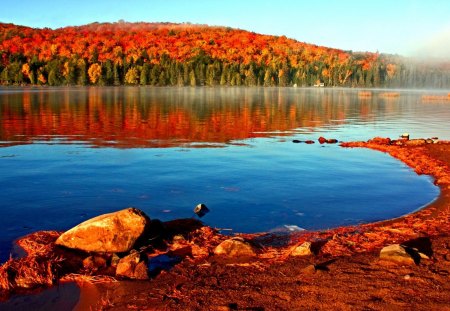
0,86 -> 448,262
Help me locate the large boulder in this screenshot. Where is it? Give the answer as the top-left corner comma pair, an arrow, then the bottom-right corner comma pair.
56,208 -> 150,253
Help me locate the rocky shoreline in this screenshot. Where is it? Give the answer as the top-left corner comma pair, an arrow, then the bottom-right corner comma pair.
1,136 -> 450,310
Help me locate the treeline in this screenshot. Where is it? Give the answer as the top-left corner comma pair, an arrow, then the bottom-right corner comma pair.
1,22 -> 449,88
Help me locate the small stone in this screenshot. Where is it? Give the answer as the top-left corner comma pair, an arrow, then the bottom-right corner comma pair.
400,133 -> 410,139
194,203 -> 210,217
404,274 -> 411,280
418,252 -> 430,260
301,264 -> 317,274
290,242 -> 313,257
214,238 -> 256,257
116,251 -> 148,279
380,244 -> 415,265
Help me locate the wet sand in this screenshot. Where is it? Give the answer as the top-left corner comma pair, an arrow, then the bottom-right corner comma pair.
73,139 -> 450,310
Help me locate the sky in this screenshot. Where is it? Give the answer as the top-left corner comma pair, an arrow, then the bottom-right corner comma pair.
1,0 -> 450,58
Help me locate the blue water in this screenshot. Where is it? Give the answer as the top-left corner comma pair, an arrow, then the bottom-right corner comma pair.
0,87 -> 447,262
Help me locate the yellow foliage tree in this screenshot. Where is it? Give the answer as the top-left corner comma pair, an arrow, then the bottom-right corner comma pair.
88,63 -> 102,84
124,67 -> 139,85
62,62 -> 70,78
37,72 -> 46,84
21,63 -> 31,78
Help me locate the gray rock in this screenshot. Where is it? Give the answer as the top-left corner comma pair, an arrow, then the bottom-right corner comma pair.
56,208 -> 151,253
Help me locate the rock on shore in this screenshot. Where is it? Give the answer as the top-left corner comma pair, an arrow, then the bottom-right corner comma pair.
55,208 -> 151,253
214,238 -> 257,257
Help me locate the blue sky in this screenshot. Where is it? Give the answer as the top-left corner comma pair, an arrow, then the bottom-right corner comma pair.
1,0 -> 449,57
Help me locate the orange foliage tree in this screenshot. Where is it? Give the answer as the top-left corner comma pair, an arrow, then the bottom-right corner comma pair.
0,22 -> 448,87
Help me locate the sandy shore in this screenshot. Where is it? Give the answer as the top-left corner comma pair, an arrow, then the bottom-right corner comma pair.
2,138 -> 450,310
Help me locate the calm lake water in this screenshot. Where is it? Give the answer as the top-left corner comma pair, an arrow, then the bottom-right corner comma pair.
1,86 -> 448,262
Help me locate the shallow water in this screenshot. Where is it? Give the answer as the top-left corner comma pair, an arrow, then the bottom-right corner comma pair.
1,87 -> 447,262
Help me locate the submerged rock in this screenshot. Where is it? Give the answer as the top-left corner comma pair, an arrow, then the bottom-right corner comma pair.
55,208 -> 151,253
379,244 -> 415,265
214,238 -> 257,257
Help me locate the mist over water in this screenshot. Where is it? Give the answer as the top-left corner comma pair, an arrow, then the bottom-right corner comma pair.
0,86 -> 447,262
409,26 -> 450,61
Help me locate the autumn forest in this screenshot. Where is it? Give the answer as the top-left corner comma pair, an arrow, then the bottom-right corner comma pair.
1,21 -> 449,88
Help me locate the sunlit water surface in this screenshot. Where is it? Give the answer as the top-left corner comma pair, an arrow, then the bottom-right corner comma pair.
1,87 -> 448,262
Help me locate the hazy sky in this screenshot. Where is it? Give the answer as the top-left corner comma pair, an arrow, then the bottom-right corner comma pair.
1,0 -> 449,57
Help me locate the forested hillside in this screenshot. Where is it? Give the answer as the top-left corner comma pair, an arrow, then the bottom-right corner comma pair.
1,21 -> 449,88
